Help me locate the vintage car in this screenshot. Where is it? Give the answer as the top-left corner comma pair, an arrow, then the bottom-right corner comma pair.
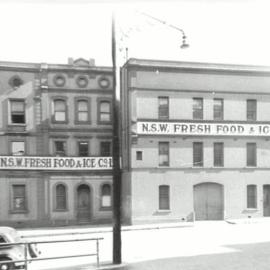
0,227 -> 39,270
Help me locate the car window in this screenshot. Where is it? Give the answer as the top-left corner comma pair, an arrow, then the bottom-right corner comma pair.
0,236 -> 7,243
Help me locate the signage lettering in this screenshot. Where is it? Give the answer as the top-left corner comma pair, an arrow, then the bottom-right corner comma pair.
137,122 -> 270,136
0,157 -> 112,170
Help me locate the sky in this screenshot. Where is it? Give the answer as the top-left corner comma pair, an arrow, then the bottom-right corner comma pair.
1,0 -> 270,67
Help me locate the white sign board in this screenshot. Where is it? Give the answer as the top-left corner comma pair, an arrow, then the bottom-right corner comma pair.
137,122 -> 270,136
0,156 -> 112,170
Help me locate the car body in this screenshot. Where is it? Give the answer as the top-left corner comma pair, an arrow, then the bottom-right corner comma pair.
0,227 -> 39,270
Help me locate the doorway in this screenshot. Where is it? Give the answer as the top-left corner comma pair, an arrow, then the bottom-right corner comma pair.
77,184 -> 91,223
263,185 -> 270,217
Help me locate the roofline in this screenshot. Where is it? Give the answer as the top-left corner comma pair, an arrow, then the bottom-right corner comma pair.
0,60 -> 113,73
123,58 -> 270,75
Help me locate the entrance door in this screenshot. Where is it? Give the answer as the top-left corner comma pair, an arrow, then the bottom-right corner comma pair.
194,183 -> 224,220
263,185 -> 270,217
77,184 -> 91,223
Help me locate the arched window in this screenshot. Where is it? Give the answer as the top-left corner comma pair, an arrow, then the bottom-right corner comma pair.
247,185 -> 257,209
53,99 -> 67,122
55,184 -> 67,210
159,185 -> 170,210
101,184 -> 111,208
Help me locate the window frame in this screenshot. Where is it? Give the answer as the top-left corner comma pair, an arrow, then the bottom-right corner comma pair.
9,99 -> 26,125
97,98 -> 112,124
77,141 -> 89,157
158,96 -> 169,120
246,142 -> 257,167
193,98 -> 203,120
9,139 -> 26,156
213,142 -> 224,167
158,142 -> 169,167
100,183 -> 112,210
54,183 -> 68,211
136,151 -> 143,161
247,99 -> 257,121
74,97 -> 91,124
213,98 -> 224,121
159,185 -> 170,210
193,142 -> 203,167
53,140 -> 67,156
51,97 -> 68,124
247,184 -> 257,209
10,183 -> 28,213
100,141 -> 112,156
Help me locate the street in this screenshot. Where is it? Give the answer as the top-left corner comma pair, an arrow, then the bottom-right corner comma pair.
19,220 -> 270,270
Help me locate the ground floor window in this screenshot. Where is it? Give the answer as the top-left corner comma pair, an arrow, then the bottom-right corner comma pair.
55,184 -> 67,210
159,185 -> 170,210
101,184 -> 112,208
12,184 -> 27,212
247,184 -> 257,208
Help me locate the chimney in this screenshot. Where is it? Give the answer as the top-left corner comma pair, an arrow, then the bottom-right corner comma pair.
89,58 -> 95,66
68,57 -> 74,65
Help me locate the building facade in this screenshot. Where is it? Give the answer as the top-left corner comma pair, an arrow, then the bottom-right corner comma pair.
0,58 -> 113,227
121,58 -> 270,224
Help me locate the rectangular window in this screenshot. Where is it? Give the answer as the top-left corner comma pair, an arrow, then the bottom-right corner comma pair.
193,98 -> 203,120
78,141 -> 89,157
193,142 -> 203,167
247,99 -> 257,121
76,99 -> 89,122
100,142 -> 111,156
11,141 -> 25,156
158,97 -> 169,120
159,185 -> 170,210
54,141 -> 66,156
10,100 -> 25,124
12,184 -> 27,211
53,99 -> 67,122
214,142 -> 224,167
247,185 -> 257,208
136,151 -> 143,160
247,143 -> 256,167
159,142 -> 169,166
213,99 -> 223,120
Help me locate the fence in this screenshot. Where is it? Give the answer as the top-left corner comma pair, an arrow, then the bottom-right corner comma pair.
0,237 -> 103,270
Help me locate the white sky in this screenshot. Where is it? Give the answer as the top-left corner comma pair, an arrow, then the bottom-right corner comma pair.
1,0 -> 270,66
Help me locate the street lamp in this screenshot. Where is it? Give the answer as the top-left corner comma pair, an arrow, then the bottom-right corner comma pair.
111,11 -> 189,265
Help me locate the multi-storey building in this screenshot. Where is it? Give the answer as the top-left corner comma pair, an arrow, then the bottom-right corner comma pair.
121,58 -> 270,224
0,58 -> 113,227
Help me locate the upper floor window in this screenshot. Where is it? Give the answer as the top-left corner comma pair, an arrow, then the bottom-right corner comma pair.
159,185 -> 170,210
10,100 -> 25,124
55,184 -> 67,210
247,185 -> 257,209
98,100 -> 111,123
158,97 -> 169,120
76,99 -> 90,123
11,141 -> 25,156
159,142 -> 169,166
12,184 -> 27,212
213,99 -> 223,120
78,141 -> 89,157
247,143 -> 256,167
193,98 -> 203,120
54,141 -> 66,156
213,142 -> 224,167
101,184 -> 112,208
247,99 -> 257,121
100,141 -> 111,156
193,142 -> 203,167
53,99 -> 67,122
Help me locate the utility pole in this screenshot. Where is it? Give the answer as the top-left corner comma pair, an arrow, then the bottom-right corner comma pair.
111,12 -> 122,264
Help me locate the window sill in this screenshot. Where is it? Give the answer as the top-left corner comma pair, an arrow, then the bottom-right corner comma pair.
74,121 -> 92,125
156,210 -> 171,213
100,207 -> 112,211
9,210 -> 29,214
53,209 -> 68,212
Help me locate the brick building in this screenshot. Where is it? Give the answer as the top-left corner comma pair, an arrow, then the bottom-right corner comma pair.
121,58 -> 270,224
0,58 -> 113,227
